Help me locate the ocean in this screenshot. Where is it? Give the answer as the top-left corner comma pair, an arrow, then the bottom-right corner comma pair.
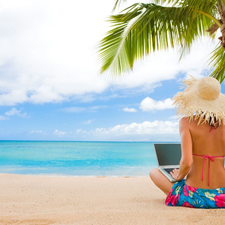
0,141 -> 172,176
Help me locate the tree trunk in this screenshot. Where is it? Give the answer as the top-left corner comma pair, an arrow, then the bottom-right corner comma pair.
219,24 -> 225,48
218,0 -> 225,49
206,19 -> 222,35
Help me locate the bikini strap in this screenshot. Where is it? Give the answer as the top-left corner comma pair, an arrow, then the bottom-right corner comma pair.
192,154 -> 224,186
209,126 -> 214,132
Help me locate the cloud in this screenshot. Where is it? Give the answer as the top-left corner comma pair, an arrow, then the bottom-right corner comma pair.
30,130 -> 46,134
140,97 -> 175,111
89,106 -> 107,112
0,0 -> 219,105
45,120 -> 180,141
169,115 -> 180,120
60,105 -> 107,113
45,119 -> 179,140
53,129 -> 67,136
82,120 -> 94,124
76,129 -> 87,134
183,73 -> 205,80
5,108 -> 20,116
60,107 -> 85,113
93,120 -> 179,135
0,115 -> 9,120
110,36 -> 217,89
5,107 -> 27,117
0,0 -> 111,105
123,107 -> 137,112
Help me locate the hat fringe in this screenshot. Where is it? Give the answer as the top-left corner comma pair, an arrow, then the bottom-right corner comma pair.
182,76 -> 197,89
173,94 -> 225,126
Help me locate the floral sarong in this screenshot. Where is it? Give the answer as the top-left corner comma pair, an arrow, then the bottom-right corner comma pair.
165,179 -> 225,208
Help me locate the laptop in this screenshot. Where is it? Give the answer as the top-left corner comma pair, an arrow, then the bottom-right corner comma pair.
154,143 -> 181,182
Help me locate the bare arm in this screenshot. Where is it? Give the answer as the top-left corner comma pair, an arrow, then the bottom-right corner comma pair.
171,118 -> 193,180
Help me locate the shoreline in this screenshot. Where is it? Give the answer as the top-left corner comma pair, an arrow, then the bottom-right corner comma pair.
0,173 -> 150,178
0,140 -> 180,142
1,174 -> 225,225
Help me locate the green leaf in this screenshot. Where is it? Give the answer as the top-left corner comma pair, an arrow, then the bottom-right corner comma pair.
113,0 -> 127,11
99,2 -> 217,75
209,45 -> 225,84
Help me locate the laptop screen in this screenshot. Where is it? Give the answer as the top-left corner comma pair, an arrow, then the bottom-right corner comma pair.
154,143 -> 181,166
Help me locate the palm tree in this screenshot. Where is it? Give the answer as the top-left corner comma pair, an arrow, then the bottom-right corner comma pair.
99,0 -> 225,83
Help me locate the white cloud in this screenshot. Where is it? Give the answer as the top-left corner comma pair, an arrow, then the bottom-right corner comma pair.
0,115 -> 9,120
30,130 -> 46,134
82,120 -> 94,125
5,107 -> 27,117
60,105 -> 107,113
53,129 -> 67,136
93,120 -> 179,135
110,36 -> 217,89
88,106 -> 107,112
5,108 -> 20,116
123,107 -> 137,112
60,107 -> 85,113
140,97 -> 175,111
183,73 -> 205,80
46,119 -> 179,138
0,0 -> 219,105
76,129 -> 87,134
0,0 -> 111,105
169,115 -> 180,120
47,120 -> 179,141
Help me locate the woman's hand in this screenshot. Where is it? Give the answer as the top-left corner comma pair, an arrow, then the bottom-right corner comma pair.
170,169 -> 180,180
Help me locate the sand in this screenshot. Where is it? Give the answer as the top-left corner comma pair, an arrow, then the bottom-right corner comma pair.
0,174 -> 225,225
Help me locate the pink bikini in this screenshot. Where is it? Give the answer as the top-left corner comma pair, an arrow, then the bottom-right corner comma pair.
166,127 -> 225,208
192,154 -> 224,186
192,126 -> 224,186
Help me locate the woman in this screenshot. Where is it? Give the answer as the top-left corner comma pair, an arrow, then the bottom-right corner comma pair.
150,76 -> 225,208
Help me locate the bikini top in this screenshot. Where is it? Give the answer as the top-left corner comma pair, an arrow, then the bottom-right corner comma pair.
192,154 -> 224,186
192,126 -> 224,186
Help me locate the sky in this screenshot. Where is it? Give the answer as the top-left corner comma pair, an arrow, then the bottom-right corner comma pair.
0,0 -> 224,141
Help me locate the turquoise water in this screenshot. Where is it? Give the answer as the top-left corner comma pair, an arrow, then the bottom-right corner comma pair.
0,141 -> 162,176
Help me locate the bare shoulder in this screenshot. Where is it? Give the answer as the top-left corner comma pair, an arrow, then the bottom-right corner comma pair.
179,117 -> 190,127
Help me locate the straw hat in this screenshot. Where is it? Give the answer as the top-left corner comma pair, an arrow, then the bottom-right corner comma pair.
173,76 -> 225,126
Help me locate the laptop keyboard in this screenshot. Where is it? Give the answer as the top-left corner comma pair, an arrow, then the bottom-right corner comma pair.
164,168 -> 179,174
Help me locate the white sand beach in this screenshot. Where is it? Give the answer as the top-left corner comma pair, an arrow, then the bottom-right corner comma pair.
0,174 -> 225,225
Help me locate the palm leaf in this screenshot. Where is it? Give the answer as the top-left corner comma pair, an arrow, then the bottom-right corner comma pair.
209,45 -> 225,84
99,2 -> 217,75
113,0 -> 127,10
113,0 -> 169,10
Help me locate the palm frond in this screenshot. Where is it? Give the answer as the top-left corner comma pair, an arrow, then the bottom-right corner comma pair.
99,3 -> 142,75
99,2 -> 217,75
113,0 -> 169,10
152,0 -> 168,4
156,0 -> 218,8
113,0 -> 127,11
209,45 -> 225,84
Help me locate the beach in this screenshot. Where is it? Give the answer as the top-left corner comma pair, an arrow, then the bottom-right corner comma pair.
1,174 -> 225,225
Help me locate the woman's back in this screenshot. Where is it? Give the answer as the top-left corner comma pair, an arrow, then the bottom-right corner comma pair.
150,77 -> 225,208
186,118 -> 225,189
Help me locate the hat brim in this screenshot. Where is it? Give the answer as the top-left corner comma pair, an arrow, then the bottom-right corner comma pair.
173,78 -> 225,125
